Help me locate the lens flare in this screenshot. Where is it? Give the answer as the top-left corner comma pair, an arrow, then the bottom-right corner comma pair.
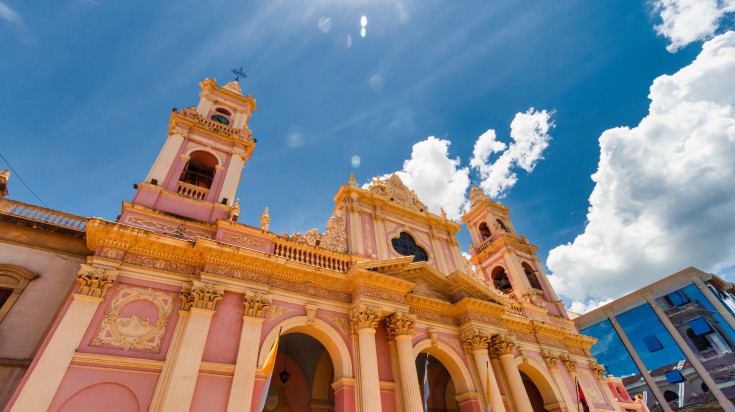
360,28 -> 366,38
360,15 -> 367,27
351,155 -> 361,168
318,16 -> 331,33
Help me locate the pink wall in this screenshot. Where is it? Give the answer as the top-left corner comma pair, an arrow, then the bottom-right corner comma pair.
375,324 -> 394,382
380,388 -> 397,412
202,292 -> 243,364
47,366 -> 159,412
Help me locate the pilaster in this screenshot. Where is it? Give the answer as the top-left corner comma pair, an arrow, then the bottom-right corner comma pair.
542,352 -> 576,412
10,265 -> 117,412
227,293 -> 270,412
158,281 -> 224,412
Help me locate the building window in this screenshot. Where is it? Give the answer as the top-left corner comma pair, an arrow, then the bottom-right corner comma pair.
664,370 -> 685,384
491,266 -> 512,294
0,264 -> 37,323
686,328 -> 713,351
643,335 -> 663,352
211,114 -> 230,125
495,218 -> 508,232
689,318 -> 713,336
180,151 -> 218,189
478,222 -> 491,240
391,232 -> 428,262
666,290 -> 689,306
522,262 -> 543,291
663,390 -> 679,402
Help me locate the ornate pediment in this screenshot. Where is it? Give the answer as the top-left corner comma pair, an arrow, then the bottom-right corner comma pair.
367,174 -> 428,213
410,277 -> 451,301
280,210 -> 348,253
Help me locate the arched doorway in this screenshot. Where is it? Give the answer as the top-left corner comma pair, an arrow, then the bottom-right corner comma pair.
416,353 -> 458,412
521,371 -> 547,412
517,361 -> 565,412
264,333 -> 335,412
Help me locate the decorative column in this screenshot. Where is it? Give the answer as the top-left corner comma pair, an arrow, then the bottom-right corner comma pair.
386,312 -> 422,412
559,354 -> 598,412
493,334 -> 533,412
606,312 -> 673,412
462,330 -> 506,412
645,295 -> 735,411
10,265 -> 116,412
542,352 -> 576,412
373,206 -> 389,259
227,293 -> 270,412
219,152 -> 245,204
157,281 -> 224,412
146,132 -> 185,184
351,305 -> 383,412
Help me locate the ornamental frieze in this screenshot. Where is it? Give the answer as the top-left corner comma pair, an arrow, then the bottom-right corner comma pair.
457,311 -> 502,326
409,308 -> 456,326
124,253 -> 196,276
92,285 -> 175,352
325,315 -> 351,335
204,263 -> 269,284
352,286 -> 405,304
269,278 -> 351,303
97,247 -> 125,260
268,305 -> 296,320
221,231 -> 268,250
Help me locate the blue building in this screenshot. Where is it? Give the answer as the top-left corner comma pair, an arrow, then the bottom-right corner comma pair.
573,267 -> 735,412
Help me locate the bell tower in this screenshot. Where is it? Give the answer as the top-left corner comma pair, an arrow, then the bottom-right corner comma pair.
462,186 -> 565,316
122,78 -> 258,224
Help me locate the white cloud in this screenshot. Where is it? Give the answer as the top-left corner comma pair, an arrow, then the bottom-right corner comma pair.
547,32 -> 735,312
653,0 -> 735,52
471,109 -> 553,198
370,108 -> 553,221
0,1 -> 21,25
382,136 -> 470,220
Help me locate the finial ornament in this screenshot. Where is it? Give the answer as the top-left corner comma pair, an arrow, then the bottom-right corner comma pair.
349,172 -> 356,187
260,207 -> 270,231
0,170 -> 9,198
229,199 -> 241,221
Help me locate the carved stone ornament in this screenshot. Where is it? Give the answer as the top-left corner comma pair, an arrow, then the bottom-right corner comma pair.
385,312 -> 416,339
76,264 -> 117,298
559,354 -> 578,373
180,281 -> 224,311
350,305 -> 381,333
305,304 -> 318,326
542,351 -> 559,368
243,293 -> 271,318
461,330 -> 489,352
590,362 -> 606,379
427,328 -> 439,347
492,334 -> 516,356
367,174 -> 428,212
92,285 -> 175,351
281,210 -> 348,253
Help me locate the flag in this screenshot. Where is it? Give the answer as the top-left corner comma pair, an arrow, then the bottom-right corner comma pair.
423,353 -> 430,412
485,361 -> 493,412
576,378 -> 590,412
255,329 -> 281,412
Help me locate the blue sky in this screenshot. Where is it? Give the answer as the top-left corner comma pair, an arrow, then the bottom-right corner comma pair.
1,0 -> 733,311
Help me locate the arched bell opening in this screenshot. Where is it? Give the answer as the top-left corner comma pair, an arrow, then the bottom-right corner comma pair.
491,266 -> 513,294
415,353 -> 458,412
264,332 -> 335,412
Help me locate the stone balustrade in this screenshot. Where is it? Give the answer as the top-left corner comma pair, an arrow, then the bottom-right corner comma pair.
0,198 -> 86,231
273,239 -> 351,272
176,181 -> 209,200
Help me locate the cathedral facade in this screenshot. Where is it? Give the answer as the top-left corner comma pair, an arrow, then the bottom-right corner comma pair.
4,79 -> 646,412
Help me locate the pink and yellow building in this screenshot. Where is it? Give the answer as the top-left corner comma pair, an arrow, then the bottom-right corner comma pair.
3,79 -> 648,412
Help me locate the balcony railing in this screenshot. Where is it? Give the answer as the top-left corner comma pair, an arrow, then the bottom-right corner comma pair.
176,181 -> 209,201
0,198 -> 86,231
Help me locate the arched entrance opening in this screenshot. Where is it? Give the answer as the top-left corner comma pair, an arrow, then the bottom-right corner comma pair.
264,332 -> 335,412
416,353 -> 458,412
521,371 -> 547,412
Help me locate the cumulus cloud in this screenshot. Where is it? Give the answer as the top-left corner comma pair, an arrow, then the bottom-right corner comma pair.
548,32 -> 735,312
471,109 -> 553,198
0,1 -> 21,25
370,108 -> 553,221
653,0 -> 735,52
378,136 -> 470,220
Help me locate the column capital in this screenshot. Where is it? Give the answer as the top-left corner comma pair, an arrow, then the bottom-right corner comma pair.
350,304 -> 381,333
590,361 -> 606,380
559,354 -> 578,374
76,264 -> 117,298
491,334 -> 516,356
181,281 -> 224,311
385,312 -> 415,339
541,351 -> 559,368
243,293 -> 270,318
461,329 -> 489,353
